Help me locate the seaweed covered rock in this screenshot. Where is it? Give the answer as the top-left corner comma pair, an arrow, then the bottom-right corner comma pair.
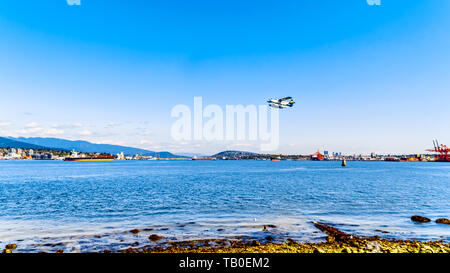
149,234 -> 164,241
313,222 -> 351,242
130,229 -> 141,234
411,216 -> 431,223
5,244 -> 17,250
436,218 -> 450,225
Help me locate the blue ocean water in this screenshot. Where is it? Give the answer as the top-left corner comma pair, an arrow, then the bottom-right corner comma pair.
0,160 -> 448,252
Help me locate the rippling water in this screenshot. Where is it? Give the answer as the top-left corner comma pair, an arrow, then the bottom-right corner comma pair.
0,160 -> 449,252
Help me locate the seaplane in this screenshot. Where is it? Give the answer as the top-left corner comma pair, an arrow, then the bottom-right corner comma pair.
267,96 -> 295,109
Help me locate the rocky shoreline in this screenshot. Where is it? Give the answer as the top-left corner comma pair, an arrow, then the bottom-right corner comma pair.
2,219 -> 449,254
112,222 -> 449,254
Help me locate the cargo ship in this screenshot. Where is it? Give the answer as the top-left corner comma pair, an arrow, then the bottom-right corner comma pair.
384,157 -> 400,162
64,156 -> 115,162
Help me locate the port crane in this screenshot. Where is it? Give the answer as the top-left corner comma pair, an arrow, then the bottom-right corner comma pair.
427,140 -> 450,162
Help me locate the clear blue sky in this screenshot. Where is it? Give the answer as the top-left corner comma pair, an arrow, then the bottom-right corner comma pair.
0,0 -> 449,154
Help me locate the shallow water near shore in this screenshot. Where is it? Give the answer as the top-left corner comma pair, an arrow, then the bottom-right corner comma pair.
0,160 -> 449,252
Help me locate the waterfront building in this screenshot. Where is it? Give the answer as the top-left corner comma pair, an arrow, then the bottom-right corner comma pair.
8,148 -> 19,159
117,152 -> 125,160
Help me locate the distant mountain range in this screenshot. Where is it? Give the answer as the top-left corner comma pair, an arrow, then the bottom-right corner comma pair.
1,137 -> 259,159
4,137 -> 184,158
0,137 -> 49,150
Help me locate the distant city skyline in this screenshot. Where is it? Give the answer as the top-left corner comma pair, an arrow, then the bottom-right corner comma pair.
1,0 -> 449,155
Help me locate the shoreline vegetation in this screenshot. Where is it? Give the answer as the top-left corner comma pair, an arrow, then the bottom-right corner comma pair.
3,222 -> 448,254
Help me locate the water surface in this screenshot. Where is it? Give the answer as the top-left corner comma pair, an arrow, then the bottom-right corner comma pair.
0,160 -> 448,252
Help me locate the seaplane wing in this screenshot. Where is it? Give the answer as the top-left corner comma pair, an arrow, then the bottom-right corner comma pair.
267,97 -> 292,104
280,96 -> 292,101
